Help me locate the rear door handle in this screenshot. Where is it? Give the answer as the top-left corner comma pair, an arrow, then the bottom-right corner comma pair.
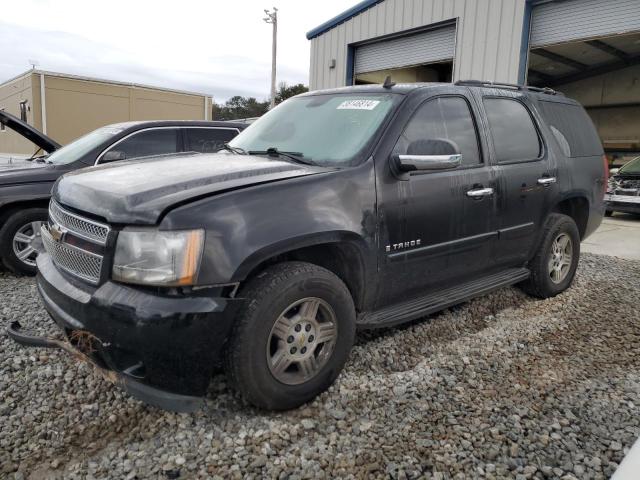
466,187 -> 494,198
537,176 -> 557,186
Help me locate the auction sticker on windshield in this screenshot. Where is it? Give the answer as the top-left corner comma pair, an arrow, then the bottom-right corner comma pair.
337,99 -> 381,110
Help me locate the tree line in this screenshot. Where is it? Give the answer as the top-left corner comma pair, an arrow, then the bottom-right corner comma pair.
213,82 -> 308,120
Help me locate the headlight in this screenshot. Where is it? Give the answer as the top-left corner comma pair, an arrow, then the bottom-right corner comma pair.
112,229 -> 204,286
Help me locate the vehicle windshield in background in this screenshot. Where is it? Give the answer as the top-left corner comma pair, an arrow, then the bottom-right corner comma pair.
228,93 -> 401,167
45,126 -> 122,165
619,156 -> 640,174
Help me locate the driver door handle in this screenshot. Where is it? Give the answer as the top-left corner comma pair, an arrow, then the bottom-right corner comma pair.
466,187 -> 494,198
537,176 -> 557,186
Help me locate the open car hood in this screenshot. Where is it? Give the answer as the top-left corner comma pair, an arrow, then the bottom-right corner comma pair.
0,110 -> 60,153
53,152 -> 328,224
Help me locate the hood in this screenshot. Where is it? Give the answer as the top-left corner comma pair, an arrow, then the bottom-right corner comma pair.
54,152 -> 328,224
0,110 -> 61,153
0,158 -> 61,186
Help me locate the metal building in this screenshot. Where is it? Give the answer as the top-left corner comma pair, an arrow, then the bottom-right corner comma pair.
0,70 -> 213,157
307,0 -> 640,156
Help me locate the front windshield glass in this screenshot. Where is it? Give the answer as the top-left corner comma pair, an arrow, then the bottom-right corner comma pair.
229,93 -> 401,166
46,126 -> 122,165
620,156 -> 640,174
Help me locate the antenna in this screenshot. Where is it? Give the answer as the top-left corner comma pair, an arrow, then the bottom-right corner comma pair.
28,59 -> 40,70
382,75 -> 396,89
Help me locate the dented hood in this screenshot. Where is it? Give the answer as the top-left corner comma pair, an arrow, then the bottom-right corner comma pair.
53,152 -> 326,224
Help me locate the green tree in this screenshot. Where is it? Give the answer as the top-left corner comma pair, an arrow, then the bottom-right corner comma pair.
213,96 -> 269,120
275,82 -> 309,105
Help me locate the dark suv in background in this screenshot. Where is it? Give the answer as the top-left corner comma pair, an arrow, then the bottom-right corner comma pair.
10,81 -> 606,412
0,111 -> 246,274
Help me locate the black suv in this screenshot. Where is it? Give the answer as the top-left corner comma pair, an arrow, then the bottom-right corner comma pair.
10,81 -> 606,412
0,111 -> 246,275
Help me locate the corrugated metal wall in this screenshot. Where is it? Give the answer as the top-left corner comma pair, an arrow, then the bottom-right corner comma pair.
531,0 -> 640,48
309,0 -> 526,90
354,24 -> 456,74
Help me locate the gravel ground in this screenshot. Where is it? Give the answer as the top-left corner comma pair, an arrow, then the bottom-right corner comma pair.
1,253 -> 639,479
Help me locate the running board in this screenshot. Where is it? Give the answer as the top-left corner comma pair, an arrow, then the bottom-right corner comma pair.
358,268 -> 530,329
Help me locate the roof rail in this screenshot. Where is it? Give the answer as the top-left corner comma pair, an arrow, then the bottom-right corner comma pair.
454,80 -> 562,96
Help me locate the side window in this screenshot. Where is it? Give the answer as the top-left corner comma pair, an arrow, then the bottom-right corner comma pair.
109,129 -> 179,160
483,98 -> 541,163
186,128 -> 238,153
538,101 -> 603,157
394,96 -> 482,167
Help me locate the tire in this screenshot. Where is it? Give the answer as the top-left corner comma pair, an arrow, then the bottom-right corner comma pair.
605,210 -> 613,217
225,261 -> 356,410
519,213 -> 580,299
0,208 -> 48,276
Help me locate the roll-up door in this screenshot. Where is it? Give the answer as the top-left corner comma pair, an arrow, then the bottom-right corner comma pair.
354,25 -> 456,75
531,0 -> 640,48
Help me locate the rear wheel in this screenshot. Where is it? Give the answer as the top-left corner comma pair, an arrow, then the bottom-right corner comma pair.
0,208 -> 48,275
225,261 -> 356,410
604,210 -> 613,217
520,213 -> 580,299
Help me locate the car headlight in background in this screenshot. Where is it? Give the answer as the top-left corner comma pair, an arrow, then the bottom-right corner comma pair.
112,229 -> 204,286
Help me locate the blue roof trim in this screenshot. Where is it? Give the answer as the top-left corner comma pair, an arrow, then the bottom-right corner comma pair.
306,0 -> 385,40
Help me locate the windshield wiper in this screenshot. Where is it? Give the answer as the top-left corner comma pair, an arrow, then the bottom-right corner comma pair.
221,143 -> 247,155
249,147 -> 317,166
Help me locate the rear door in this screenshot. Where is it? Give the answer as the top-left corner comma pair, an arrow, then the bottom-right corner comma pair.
184,127 -> 241,153
377,89 -> 498,307
477,93 -> 557,267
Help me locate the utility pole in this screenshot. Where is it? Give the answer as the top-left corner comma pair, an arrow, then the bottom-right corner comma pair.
263,7 -> 278,109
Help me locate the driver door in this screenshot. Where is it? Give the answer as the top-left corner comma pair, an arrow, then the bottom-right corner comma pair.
376,93 -> 498,307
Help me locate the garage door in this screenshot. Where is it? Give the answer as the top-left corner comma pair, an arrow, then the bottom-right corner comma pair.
354,25 -> 456,75
531,0 -> 640,48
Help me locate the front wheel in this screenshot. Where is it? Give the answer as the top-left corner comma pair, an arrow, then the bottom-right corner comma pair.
519,213 -> 580,299
0,208 -> 48,275
225,262 -> 356,410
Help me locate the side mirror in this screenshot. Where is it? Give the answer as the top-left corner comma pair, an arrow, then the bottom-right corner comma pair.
393,138 -> 461,172
101,150 -> 126,163
609,168 -> 619,176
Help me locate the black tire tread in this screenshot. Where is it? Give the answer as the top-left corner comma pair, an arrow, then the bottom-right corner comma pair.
224,261 -> 354,410
520,213 -> 579,299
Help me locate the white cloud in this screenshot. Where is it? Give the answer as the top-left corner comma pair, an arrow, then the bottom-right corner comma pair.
0,0 -> 353,101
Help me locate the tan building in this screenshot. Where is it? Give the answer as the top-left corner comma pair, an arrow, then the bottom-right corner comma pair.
0,69 -> 213,156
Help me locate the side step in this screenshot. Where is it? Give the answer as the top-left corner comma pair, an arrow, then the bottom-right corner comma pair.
357,267 -> 530,329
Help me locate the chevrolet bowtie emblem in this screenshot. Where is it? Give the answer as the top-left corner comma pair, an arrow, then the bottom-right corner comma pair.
49,223 -> 65,242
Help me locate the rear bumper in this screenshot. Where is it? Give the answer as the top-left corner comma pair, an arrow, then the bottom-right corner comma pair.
10,253 -> 241,412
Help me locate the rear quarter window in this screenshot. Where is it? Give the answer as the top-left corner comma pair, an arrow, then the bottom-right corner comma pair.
538,101 -> 603,158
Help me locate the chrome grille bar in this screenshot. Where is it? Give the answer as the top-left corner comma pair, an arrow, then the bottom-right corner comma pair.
41,226 -> 103,284
49,201 -> 110,245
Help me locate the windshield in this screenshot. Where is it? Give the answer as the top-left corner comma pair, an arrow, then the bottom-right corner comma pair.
619,156 -> 640,174
228,93 -> 401,166
46,126 -> 122,165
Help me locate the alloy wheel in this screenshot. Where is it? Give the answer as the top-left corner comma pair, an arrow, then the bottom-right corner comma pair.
266,297 -> 338,385
548,233 -> 573,284
12,221 -> 44,267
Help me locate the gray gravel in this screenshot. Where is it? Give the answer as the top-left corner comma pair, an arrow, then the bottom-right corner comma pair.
1,253 -> 639,479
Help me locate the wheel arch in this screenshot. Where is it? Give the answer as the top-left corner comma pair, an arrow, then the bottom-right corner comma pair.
0,197 -> 50,229
232,231 -> 372,312
551,195 -> 590,239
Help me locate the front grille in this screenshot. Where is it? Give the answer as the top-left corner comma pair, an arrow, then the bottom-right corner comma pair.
44,201 -> 111,285
42,227 -> 103,284
49,200 -> 109,244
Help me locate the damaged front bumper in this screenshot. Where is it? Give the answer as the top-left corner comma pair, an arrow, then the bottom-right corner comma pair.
8,253 -> 242,413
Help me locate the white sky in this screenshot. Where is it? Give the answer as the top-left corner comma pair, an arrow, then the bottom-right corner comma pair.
0,0 -> 355,102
